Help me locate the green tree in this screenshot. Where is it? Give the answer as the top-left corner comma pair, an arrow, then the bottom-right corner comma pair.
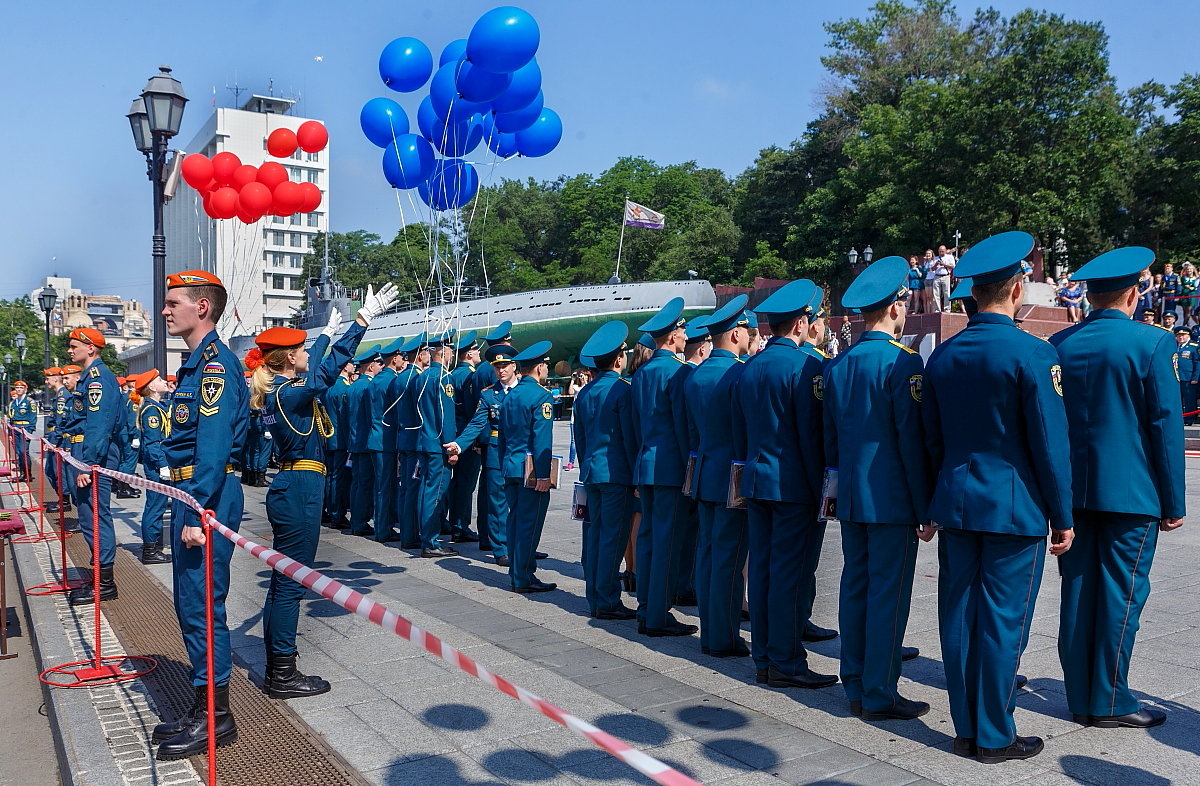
0,297 -> 48,384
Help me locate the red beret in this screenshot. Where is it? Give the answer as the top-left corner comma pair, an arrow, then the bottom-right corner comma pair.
166,270 -> 224,289
68,327 -> 106,348
254,326 -> 308,351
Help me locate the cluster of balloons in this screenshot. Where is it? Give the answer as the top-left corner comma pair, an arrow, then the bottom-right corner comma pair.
180,120 -> 329,223
360,6 -> 562,211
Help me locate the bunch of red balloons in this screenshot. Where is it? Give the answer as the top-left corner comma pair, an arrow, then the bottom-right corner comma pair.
180,120 -> 329,224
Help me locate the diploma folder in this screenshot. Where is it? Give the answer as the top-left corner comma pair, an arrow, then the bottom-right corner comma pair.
726,461 -> 747,509
524,453 -> 562,490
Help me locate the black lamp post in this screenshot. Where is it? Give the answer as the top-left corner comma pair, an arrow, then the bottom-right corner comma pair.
14,332 -> 26,383
37,285 -> 57,370
128,65 -> 187,376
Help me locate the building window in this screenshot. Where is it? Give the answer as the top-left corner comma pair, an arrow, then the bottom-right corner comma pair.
307,170 -> 319,185
273,275 -> 285,290
290,167 -> 303,180
291,254 -> 303,268
290,213 -> 301,226
307,212 -> 320,227
272,215 -> 284,225
273,231 -> 286,246
290,233 -> 302,248
292,149 -> 302,161
306,152 -> 319,163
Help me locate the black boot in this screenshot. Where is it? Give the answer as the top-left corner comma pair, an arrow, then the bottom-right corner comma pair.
68,565 -> 118,606
266,653 -> 330,699
152,686 -> 203,743
256,470 -> 271,488
115,481 -> 137,499
156,684 -> 237,760
141,543 -> 171,565
241,471 -> 254,486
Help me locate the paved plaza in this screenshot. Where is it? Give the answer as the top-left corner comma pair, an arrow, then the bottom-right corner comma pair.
6,421 -> 1200,784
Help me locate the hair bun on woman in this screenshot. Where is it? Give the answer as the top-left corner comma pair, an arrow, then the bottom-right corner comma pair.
245,348 -> 265,370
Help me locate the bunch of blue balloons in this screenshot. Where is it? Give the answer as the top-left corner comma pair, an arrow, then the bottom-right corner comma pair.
360,6 -> 562,211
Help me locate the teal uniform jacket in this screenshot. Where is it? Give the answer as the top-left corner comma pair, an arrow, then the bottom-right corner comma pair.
456,381 -> 507,456
685,349 -> 744,503
629,349 -> 691,487
411,362 -> 458,453
47,388 -> 67,444
498,376 -> 554,480
80,361 -> 126,467
1173,341 -> 1200,384
346,374 -> 374,453
324,376 -> 353,453
736,337 -> 824,503
1050,310 -> 1185,518
923,313 -> 1073,535
574,371 -> 637,486
823,332 -> 932,524
389,365 -> 421,452
368,367 -> 397,453
7,395 -> 37,434
138,400 -> 170,475
451,362 -> 478,433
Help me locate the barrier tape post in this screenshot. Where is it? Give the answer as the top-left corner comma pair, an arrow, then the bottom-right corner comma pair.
203,509 -> 217,786
23,440 -> 83,594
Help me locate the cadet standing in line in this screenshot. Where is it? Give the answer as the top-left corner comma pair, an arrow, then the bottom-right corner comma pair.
674,318 -> 711,609
684,296 -> 753,655
241,386 -> 271,488
472,322 -> 513,539
114,376 -> 142,499
1052,248 -> 1185,730
369,339 -> 405,542
152,271 -> 248,760
250,284 -> 394,700
346,350 -> 381,536
322,359 -> 355,529
923,233 -> 1075,764
63,328 -> 126,606
630,298 -> 696,637
824,257 -> 932,721
409,332 -> 461,558
6,380 -> 35,481
445,344 -> 520,566
43,368 -> 71,513
736,280 -> 838,689
574,322 -> 639,618
56,365 -> 83,531
1172,326 -> 1200,424
446,331 -> 483,544
130,369 -> 172,565
498,341 -> 557,592
389,333 -> 426,548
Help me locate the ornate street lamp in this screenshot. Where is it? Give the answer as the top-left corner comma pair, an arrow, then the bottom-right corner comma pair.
847,247 -> 859,267
863,245 -> 874,264
38,285 -> 57,371
14,332 -> 26,382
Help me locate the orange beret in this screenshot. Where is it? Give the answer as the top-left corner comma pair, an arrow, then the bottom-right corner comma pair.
255,326 -> 307,351
166,375 -> 177,383
61,365 -> 82,375
166,270 -> 224,289
45,367 -> 62,375
129,369 -> 159,391
117,376 -> 127,385
12,380 -> 27,388
68,327 -> 106,348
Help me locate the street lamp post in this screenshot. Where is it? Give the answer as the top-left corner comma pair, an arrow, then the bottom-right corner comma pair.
14,333 -> 26,383
38,285 -> 57,370
847,245 -> 874,277
128,65 -> 187,376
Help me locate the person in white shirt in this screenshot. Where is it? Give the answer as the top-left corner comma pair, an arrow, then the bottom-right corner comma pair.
930,244 -> 958,312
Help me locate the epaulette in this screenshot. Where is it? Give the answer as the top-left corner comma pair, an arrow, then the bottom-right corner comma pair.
889,340 -> 917,355
813,348 -> 831,359
202,342 -> 219,361
671,356 -> 686,363
89,366 -> 100,378
620,377 -> 631,385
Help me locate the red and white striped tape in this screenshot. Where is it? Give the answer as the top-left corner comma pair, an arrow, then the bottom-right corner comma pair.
30,430 -> 702,786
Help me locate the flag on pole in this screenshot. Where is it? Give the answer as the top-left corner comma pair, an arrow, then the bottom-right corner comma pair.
623,200 -> 666,230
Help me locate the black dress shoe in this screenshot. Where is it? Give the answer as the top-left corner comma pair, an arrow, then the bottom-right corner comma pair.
44,501 -> 59,513
977,735 -> 1044,764
801,622 -> 838,642
1091,708 -> 1166,728
673,590 -> 698,607
401,542 -> 421,549
766,665 -> 839,689
901,646 -> 919,661
494,555 -> 511,567
421,546 -> 459,558
512,580 -> 557,594
755,668 -> 768,684
535,551 -> 548,559
849,701 -> 862,717
861,697 -> 931,721
1016,674 -> 1028,690
321,512 -> 332,523
1072,714 -> 1091,725
592,606 -> 637,620
952,737 -> 977,757
643,619 -> 698,637
374,533 -> 402,543
707,641 -> 751,658
450,531 -> 480,543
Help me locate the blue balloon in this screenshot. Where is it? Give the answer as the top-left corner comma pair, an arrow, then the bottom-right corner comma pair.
493,89 -> 543,133
417,96 -> 440,140
515,107 -> 562,157
467,6 -> 540,74
379,37 -> 434,93
382,134 -> 435,189
490,58 -> 541,113
429,61 -> 486,123
418,159 -> 480,210
427,116 -> 483,157
360,97 -> 410,148
456,60 -> 512,103
439,38 -> 468,67
481,114 -> 518,158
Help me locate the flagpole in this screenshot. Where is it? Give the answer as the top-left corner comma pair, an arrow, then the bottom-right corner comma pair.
614,199 -> 628,282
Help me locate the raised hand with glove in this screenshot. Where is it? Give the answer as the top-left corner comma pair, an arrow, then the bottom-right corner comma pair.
356,282 -> 400,326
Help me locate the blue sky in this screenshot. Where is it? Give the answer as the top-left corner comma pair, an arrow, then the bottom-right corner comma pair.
0,0 -> 1194,308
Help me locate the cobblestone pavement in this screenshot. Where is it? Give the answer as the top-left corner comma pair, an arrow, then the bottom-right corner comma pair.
19,421 -> 1200,785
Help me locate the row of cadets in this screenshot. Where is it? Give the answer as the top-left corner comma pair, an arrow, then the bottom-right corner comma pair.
248,283 -> 396,700
54,365 -> 84,531
445,331 -> 483,544
405,331 -> 461,557
469,322 -> 515,548
63,328 -> 126,607
445,343 -> 520,566
113,376 -> 143,499
322,352 -> 355,529
129,369 -> 172,564
42,367 -> 73,513
5,377 -> 35,481
390,332 -> 427,546
346,346 -> 383,535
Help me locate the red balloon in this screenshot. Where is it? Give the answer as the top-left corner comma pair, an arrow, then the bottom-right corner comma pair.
273,181 -> 304,214
232,164 -> 259,190
239,182 -> 273,215
267,128 -> 298,158
181,154 -> 214,190
256,161 -> 289,190
210,187 -> 239,220
202,190 -> 218,218
296,120 -> 329,153
297,182 -> 323,213
237,209 -> 260,224
211,152 -> 242,186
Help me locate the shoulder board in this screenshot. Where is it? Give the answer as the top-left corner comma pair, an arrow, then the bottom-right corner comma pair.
202,342 -> 219,360
813,348 -> 831,359
620,377 -> 632,385
89,366 -> 100,378
888,340 -> 918,355
1157,324 -> 1171,332
672,356 -> 686,364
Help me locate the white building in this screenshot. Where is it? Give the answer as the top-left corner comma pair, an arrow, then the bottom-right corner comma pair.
164,94 -> 328,337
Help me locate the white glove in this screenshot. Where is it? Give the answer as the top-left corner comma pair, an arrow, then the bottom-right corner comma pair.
131,438 -> 141,449
158,467 -> 171,481
321,308 -> 343,339
357,282 -> 400,325
264,431 -> 273,440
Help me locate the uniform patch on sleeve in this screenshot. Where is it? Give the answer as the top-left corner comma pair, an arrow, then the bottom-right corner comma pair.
87,381 -> 103,409
203,362 -> 225,375
908,374 -> 923,402
541,402 -> 553,419
174,403 -> 190,423
201,377 -> 225,407
147,415 -> 161,429
444,383 -> 455,397
1050,365 -> 1063,396
812,375 -> 824,401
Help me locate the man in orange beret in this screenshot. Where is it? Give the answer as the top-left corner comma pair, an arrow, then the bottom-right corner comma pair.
112,372 -> 144,501
63,327 -> 128,607
130,369 -> 171,564
42,367 -> 72,513
5,379 -> 35,481
57,365 -> 84,529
